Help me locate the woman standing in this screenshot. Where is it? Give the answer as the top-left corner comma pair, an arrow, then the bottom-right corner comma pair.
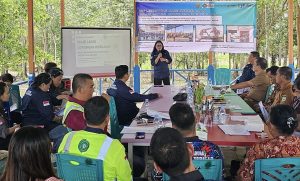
0,82 -> 19,150
151,40 -> 172,85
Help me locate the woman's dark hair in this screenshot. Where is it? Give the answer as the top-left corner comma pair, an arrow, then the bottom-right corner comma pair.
0,127 -> 56,181
270,105 -> 298,135
0,73 -> 14,83
44,62 -> 57,73
49,68 -> 63,78
0,82 -> 6,99
152,40 -> 165,53
31,73 -> 52,89
0,82 -> 8,120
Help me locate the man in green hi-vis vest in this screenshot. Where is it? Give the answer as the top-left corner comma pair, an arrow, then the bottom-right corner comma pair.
58,96 -> 132,181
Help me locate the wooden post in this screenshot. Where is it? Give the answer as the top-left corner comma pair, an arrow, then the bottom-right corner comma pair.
208,51 -> 213,65
133,0 -> 140,93
297,2 -> 300,68
133,0 -> 138,66
60,0 -> 65,27
288,0 -> 294,65
27,0 -> 34,76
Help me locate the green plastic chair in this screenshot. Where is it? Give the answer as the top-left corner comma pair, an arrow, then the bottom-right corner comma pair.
163,159 -> 222,181
264,84 -> 275,103
254,157 -> 300,181
56,153 -> 104,181
109,96 -> 123,139
215,68 -> 231,85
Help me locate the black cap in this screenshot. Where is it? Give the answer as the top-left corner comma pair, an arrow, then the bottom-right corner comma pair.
49,68 -> 63,77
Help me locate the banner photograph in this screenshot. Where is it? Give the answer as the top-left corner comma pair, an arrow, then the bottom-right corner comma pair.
136,0 -> 257,53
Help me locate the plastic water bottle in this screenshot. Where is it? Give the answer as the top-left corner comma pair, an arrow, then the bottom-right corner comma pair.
205,79 -> 213,95
145,99 -> 149,112
186,81 -> 194,106
219,105 -> 226,124
154,115 -> 164,129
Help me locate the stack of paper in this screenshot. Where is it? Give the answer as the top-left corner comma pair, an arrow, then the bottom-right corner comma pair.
231,115 -> 264,132
121,126 -> 156,134
218,125 -> 250,135
147,109 -> 170,119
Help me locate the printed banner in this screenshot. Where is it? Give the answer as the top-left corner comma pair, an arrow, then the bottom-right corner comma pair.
136,0 -> 257,53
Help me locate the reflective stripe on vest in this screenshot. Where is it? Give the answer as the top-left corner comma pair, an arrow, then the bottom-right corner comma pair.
62,101 -> 84,124
63,131 -> 113,161
97,136 -> 113,160
63,131 -> 76,152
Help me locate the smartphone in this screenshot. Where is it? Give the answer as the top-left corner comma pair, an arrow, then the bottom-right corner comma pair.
135,132 -> 145,139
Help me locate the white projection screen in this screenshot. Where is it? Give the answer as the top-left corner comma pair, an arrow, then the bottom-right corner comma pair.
62,28 -> 131,77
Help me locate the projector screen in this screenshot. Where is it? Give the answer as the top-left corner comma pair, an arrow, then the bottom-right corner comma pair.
62,27 -> 131,77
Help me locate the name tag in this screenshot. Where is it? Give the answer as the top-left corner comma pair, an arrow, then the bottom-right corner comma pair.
43,101 -> 50,106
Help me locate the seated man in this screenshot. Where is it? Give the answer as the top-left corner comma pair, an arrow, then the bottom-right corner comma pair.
58,96 -> 132,181
231,57 -> 269,109
150,127 -> 204,181
270,66 -> 293,107
107,65 -> 159,126
235,51 -> 259,94
62,73 -> 94,130
169,103 -> 223,161
253,66 -> 280,113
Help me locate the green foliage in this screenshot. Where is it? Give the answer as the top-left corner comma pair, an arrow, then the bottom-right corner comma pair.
0,0 -> 299,78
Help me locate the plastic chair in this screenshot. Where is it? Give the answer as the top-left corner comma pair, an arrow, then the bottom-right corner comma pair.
215,68 -> 231,85
254,157 -> 300,181
207,65 -> 215,85
56,153 -> 104,181
163,159 -> 222,181
264,84 -> 275,103
109,96 -> 123,139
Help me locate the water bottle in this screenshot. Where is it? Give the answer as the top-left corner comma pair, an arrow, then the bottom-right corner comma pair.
145,99 -> 149,112
208,78 -> 213,95
154,115 -> 164,129
219,105 -> 226,124
213,107 -> 220,124
186,81 -> 194,106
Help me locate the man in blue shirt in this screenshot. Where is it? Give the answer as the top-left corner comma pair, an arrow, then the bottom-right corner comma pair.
107,65 -> 159,126
236,51 -> 260,84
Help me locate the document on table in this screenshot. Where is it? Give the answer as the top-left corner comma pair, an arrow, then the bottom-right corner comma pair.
147,109 -> 170,119
218,125 -> 250,135
230,115 -> 264,132
121,126 -> 156,134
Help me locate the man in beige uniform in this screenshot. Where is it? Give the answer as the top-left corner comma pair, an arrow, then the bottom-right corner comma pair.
270,66 -> 293,107
231,57 -> 270,109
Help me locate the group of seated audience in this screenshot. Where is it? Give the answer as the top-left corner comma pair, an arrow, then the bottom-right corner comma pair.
1,56 -> 300,181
